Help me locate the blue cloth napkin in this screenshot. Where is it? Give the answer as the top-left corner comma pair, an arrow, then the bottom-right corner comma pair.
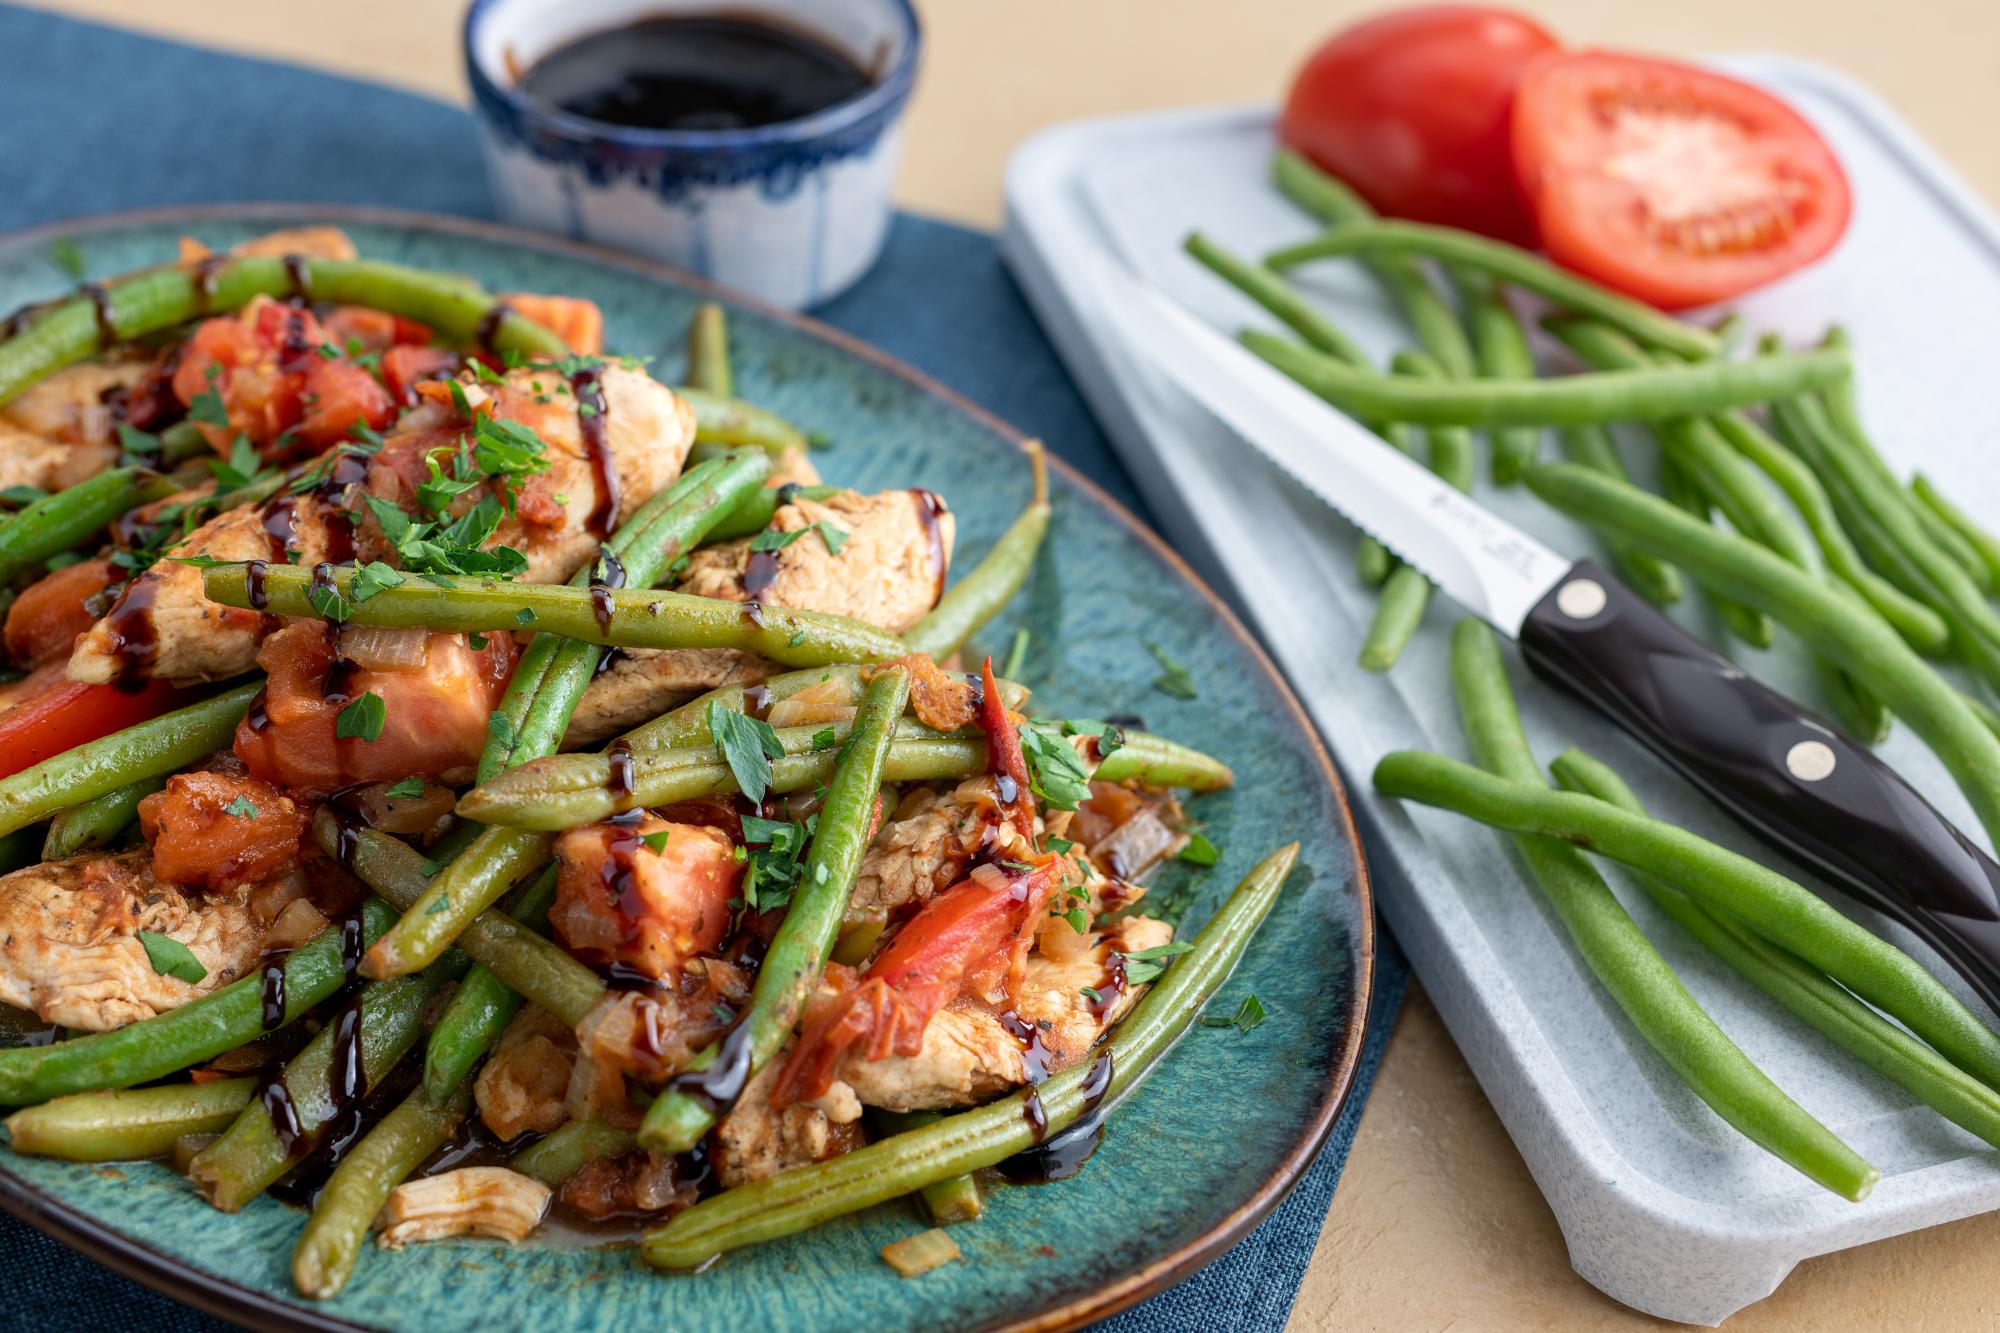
0,5 -> 1411,1329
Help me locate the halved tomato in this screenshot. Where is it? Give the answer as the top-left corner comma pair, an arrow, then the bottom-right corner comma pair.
1511,51 -> 1852,309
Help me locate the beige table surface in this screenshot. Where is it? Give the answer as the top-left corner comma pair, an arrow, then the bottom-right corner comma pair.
20,1 -> 2000,1328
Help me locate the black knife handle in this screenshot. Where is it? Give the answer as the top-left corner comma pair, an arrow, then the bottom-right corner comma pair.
1519,561 -> 2000,1012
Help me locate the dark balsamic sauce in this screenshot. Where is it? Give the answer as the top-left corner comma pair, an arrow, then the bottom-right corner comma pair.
245,559 -> 270,612
662,1018 -> 758,1119
323,994 -> 366,1148
321,621 -> 361,705
81,282 -> 116,348
1087,954 -> 1129,1023
473,302 -> 512,353
997,1009 -> 1055,1085
1021,1089 -> 1049,1142
281,254 -> 313,301
998,1052 -> 1114,1183
590,548 -> 625,635
263,1079 -> 306,1156
518,14 -> 872,133
0,304 -> 35,339
277,303 -> 314,373
594,646 -> 627,678
742,549 -> 781,600
911,489 -> 948,603
569,365 -> 618,538
607,739 -> 636,800
995,773 -> 1019,805
191,254 -> 229,312
245,690 -> 272,735
259,953 -> 290,1030
598,809 -> 649,942
741,600 -> 767,630
102,577 -> 160,676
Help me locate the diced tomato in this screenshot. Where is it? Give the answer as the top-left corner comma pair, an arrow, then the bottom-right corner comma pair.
0,675 -> 184,779
551,818 -> 743,980
4,558 -> 119,671
233,621 -> 516,796
503,293 -> 604,355
295,358 -> 395,449
138,771 -> 307,891
381,345 -> 462,405
171,296 -> 397,456
321,306 -> 432,352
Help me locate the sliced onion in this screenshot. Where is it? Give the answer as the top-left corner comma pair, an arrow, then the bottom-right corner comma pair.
767,676 -> 859,728
337,624 -> 430,672
1091,806 -> 1187,883
264,897 -> 330,953
967,862 -> 1012,893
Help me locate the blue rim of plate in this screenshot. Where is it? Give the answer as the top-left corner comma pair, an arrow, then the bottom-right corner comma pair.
0,202 -> 1376,1333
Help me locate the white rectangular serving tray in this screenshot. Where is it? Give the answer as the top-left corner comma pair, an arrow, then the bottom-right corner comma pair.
1000,56 -> 2000,1326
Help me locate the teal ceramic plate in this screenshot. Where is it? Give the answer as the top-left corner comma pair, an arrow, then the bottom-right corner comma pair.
0,206 -> 1373,1332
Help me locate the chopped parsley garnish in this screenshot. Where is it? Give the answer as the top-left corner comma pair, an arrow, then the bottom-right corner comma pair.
210,435 -> 265,493
385,777 -> 426,799
0,485 -> 47,508
1062,905 -> 1088,933
188,366 -> 230,430
49,236 -> 85,281
639,829 -> 671,855
1118,940 -> 1195,985
1045,837 -> 1075,855
1019,723 -> 1092,811
487,713 -> 516,750
1079,986 -> 1103,1004
350,561 -> 405,605
1144,641 -> 1199,700
1177,833 -> 1220,866
810,726 -> 839,751
1199,994 -> 1268,1034
1061,718 -> 1124,758
815,520 -> 849,554
749,526 -> 808,553
709,703 -> 786,804
115,423 -> 160,462
335,691 -> 386,742
137,931 -> 207,984
222,795 -> 258,819
306,576 -> 351,623
515,607 -> 536,625
739,813 -> 816,912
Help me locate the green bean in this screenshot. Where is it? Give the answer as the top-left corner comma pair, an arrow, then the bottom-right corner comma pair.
906,442 -> 1050,660
1812,654 -> 1893,746
1184,232 -> 1369,365
1266,219 -> 1719,360
704,483 -> 844,544
1525,462 -> 2000,843
43,775 -> 163,860
3,1078 -> 256,1161
1269,150 -> 1475,377
293,1082 -> 470,1299
203,562 -> 902,669
1350,420 -> 1419,591
320,813 -> 602,1023
189,958 -> 466,1212
158,421 -> 211,465
422,865 -> 560,1105
0,256 -> 569,406
1001,627 -> 1031,683
1709,410 -> 1949,655
685,302 -> 734,398
1911,475 -> 2000,591
1373,746 -> 2000,1093
1555,424 -> 1682,605
1550,746 -> 2000,1153
1442,620 -> 1872,1199
1391,350 -> 1475,491
639,666 -> 912,1154
0,899 -> 397,1106
0,466 -> 177,584
873,1111 -> 983,1223
1658,452 -> 1775,649
513,1117 -> 635,1188
0,680 -> 260,839
642,840 -> 1298,1266
1447,265 -> 1540,483
677,386 -> 808,454
349,820 -> 546,986
1909,492 -> 1991,591
1243,332 -> 1845,430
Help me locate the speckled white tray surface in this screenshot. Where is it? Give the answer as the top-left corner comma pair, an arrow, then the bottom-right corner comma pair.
999,55 -> 2000,1326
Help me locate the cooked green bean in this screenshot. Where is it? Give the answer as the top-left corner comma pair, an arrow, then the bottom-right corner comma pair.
639,666 -> 912,1154
203,562 -> 903,668
1443,620 -> 1872,1199
1448,264 -> 1540,483
1550,746 -> 2000,1152
190,958 -> 465,1212
1243,332 -> 1846,429
685,302 -> 734,398
0,466 -> 177,584
677,386 -> 808,454
1658,452 -> 1775,649
1185,232 -> 1369,365
705,483 -> 844,544
1373,746 -> 2000,1093
873,1111 -> 983,1223
43,774 -> 164,860
158,421 -> 210,465
422,865 -> 559,1105
318,812 -> 603,1022
1524,463 -> 2000,844
0,899 -> 396,1106
293,1083 -> 470,1299
1911,475 -> 2000,591
355,823 -> 550,985
1266,219 -> 1720,360
514,1117 -> 636,1188
1555,424 -> 1682,605
643,841 -> 1298,1266
3,1078 -> 256,1161
906,442 -> 1050,660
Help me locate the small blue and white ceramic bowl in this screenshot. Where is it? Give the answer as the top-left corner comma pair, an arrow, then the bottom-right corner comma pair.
464,0 -> 920,309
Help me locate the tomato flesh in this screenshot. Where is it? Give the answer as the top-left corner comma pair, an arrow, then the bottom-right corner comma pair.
1512,52 -> 1852,309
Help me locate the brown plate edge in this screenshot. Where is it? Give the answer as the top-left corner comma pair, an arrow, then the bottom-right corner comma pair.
0,201 -> 1379,1333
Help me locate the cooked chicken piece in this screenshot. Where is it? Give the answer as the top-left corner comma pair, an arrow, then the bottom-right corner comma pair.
679,487 -> 953,630
474,1007 -> 578,1141
560,647 -> 771,747
832,1002 -> 1026,1113
552,817 -> 740,981
0,419 -> 112,496
69,362 -> 694,685
1,359 -> 151,448
375,1167 -> 550,1248
844,779 -> 1003,929
767,447 -> 821,489
713,1060 -> 866,1187
0,852 -> 263,1030
230,226 -> 358,262
1013,915 -> 1171,1064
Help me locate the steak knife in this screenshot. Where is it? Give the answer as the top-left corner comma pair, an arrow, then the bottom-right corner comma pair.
1092,263 -> 2000,1010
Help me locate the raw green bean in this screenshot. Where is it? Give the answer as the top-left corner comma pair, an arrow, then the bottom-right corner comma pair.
0,680 -> 260,839
293,1082 -> 470,1299
705,483 -> 844,544
905,442 -> 1050,660
1555,424 -> 1682,605
319,812 -> 604,1022
873,1111 -> 983,1223
1373,746 -> 2000,1093
1447,264 -> 1540,483
1243,333 -> 1846,429
422,865 -> 560,1105
1355,533 -> 1392,587
1266,219 -> 1720,360
189,960 -> 466,1213
1269,150 -> 1474,377
685,302 -> 734,398
1813,654 -> 1893,746
1658,452 -> 1775,649
0,466 -> 177,584
1442,620 -> 1873,1199
1909,491 -> 1991,591
677,386 -> 808,454
43,774 -> 164,860
1359,566 -> 1429,673
0,900 -> 397,1106
1550,746 -> 2000,1153
1524,462 -> 2000,844
638,666 -> 913,1153
642,841 -> 1298,1266
1184,232 -> 1369,365
1390,350 -> 1475,491
203,562 -> 904,668
514,1117 -> 635,1187
3,1078 -> 256,1161
1911,475 -> 2000,591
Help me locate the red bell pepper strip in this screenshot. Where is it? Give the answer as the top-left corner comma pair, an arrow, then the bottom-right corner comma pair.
0,675 -> 184,779
977,655 -> 1036,845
